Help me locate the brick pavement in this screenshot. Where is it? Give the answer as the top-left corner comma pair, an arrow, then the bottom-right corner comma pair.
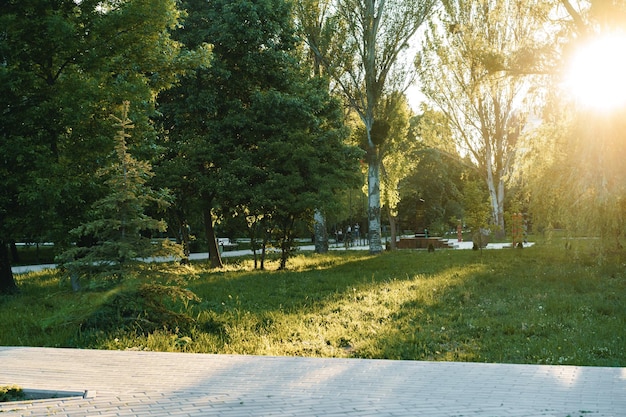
0,347 -> 624,416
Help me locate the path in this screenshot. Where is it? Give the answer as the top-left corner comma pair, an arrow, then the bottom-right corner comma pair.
10,239 -> 533,274
1,347 -> 624,416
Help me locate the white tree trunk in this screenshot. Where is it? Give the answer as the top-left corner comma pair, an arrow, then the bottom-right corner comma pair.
485,156 -> 506,237
496,177 -> 506,234
486,164 -> 499,226
368,153 -> 383,253
313,209 -> 328,253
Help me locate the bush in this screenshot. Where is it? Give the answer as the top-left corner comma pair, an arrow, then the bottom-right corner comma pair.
79,283 -> 200,336
0,386 -> 24,403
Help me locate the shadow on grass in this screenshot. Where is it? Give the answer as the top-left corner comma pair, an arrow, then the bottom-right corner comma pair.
3,246 -> 625,366
178,247 -> 625,365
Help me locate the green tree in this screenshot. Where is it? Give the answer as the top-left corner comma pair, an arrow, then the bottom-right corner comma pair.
521,0 -> 626,253
303,0 -> 437,253
57,102 -> 182,288
294,0 -> 348,254
397,109 -> 468,236
0,0 -> 190,294
243,80 -> 360,269
463,178 -> 492,248
157,0 -> 360,269
375,93 -> 416,249
157,0 -> 299,268
418,0 -> 549,236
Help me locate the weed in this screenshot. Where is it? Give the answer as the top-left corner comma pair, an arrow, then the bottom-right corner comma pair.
0,385 -> 24,402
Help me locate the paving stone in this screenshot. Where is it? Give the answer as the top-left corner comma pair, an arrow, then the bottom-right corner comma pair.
0,347 -> 624,416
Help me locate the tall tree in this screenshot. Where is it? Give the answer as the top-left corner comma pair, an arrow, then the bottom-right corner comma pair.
302,0 -> 437,253
0,0 -> 188,294
418,0 -> 549,235
157,0 -> 360,268
376,93 -> 416,249
157,0 -> 299,268
521,0 -> 626,253
397,108 -> 468,236
294,0 -> 344,253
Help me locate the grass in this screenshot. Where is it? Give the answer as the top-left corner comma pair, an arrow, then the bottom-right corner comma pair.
1,239 -> 624,366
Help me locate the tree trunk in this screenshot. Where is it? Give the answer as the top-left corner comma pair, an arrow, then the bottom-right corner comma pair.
260,239 -> 267,270
250,233 -> 259,270
279,243 -> 288,270
202,205 -> 223,269
485,159 -> 505,238
388,212 -> 398,250
485,147 -> 506,239
180,220 -> 191,263
10,241 -> 20,263
367,146 -> 383,254
0,241 -> 18,294
495,177 -> 506,239
313,209 -> 328,253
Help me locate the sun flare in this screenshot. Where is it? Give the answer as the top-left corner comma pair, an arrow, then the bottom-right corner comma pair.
565,33 -> 626,111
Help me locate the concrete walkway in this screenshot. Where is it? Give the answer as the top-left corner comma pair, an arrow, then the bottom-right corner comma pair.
10,240 -> 534,274
0,347 -> 624,416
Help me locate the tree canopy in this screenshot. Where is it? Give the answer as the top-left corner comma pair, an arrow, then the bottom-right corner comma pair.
156,0 -> 361,269
418,0 -> 551,235
0,0 -> 195,293
300,0 -> 437,253
4,0 -> 626,295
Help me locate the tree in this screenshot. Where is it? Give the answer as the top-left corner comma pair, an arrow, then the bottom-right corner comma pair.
157,0 -> 360,269
375,93 -> 416,249
418,0 -> 549,236
0,0 -> 189,294
157,0 -> 299,268
521,0 -> 626,253
397,108 -> 468,236
57,102 -> 182,288
242,80 -> 360,269
294,0 -> 344,254
303,0 -> 437,253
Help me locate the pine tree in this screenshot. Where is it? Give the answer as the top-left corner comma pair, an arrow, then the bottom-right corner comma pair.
58,102 -> 182,288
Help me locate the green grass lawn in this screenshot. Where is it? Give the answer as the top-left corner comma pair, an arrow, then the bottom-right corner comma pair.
1,241 -> 624,366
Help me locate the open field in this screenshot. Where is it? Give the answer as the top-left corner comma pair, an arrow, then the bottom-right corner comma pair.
1,240 -> 624,366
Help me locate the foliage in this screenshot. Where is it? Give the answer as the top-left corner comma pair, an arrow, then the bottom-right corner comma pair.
396,108 -> 472,234
517,0 -> 626,257
157,0 -> 360,269
0,386 -> 24,403
371,93 -> 418,247
524,106 -> 626,253
79,282 -> 200,337
0,0 -> 196,292
377,95 -> 415,213
462,179 -> 492,232
57,103 -> 182,284
2,245 -> 625,366
300,0 -> 438,253
418,0 -> 552,235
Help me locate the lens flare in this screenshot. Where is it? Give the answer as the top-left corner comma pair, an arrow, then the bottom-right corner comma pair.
565,33 -> 626,111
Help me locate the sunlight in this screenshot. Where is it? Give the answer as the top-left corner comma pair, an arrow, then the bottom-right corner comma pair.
565,33 -> 626,111
545,365 -> 580,387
